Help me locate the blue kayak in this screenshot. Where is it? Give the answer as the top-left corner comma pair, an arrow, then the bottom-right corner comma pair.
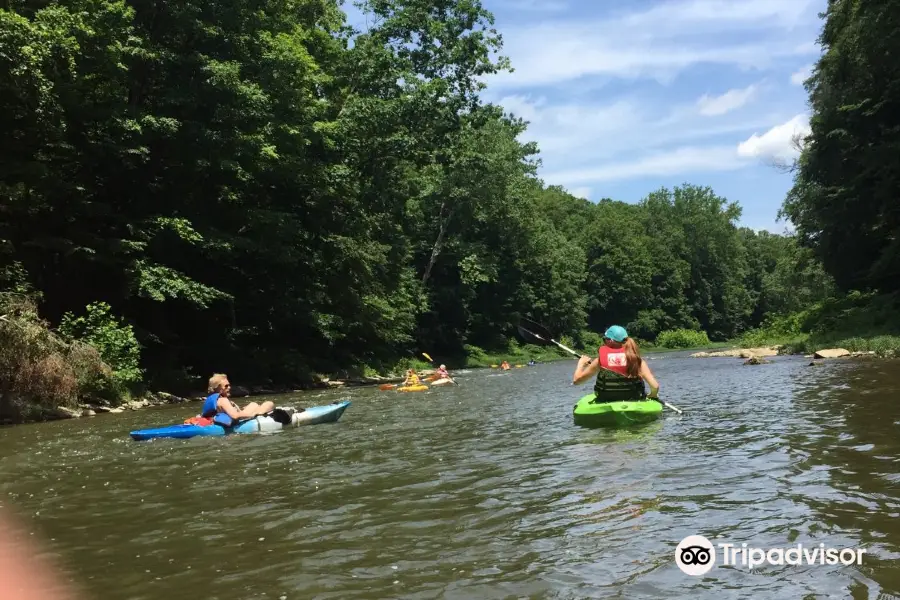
129,400 -> 351,441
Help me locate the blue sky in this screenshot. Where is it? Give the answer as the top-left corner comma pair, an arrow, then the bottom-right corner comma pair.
344,0 -> 826,232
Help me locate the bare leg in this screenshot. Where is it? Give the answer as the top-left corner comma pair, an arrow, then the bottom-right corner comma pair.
241,400 -> 276,416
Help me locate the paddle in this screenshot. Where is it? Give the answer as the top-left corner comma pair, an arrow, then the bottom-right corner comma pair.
517,318 -> 683,415
518,318 -> 585,361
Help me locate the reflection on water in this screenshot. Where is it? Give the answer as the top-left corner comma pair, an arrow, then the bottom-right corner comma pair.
1,355 -> 899,598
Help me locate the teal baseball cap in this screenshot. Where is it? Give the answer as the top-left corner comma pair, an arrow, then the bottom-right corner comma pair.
604,325 -> 628,342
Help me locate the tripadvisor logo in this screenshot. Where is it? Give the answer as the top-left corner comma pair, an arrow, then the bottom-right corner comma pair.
675,535 -> 867,575
676,535 -> 716,576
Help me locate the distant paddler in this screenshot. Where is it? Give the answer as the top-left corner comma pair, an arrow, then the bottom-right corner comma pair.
403,369 -> 422,387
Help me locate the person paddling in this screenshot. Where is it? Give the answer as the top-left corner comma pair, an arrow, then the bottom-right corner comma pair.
572,326 -> 660,401
201,373 -> 275,427
436,364 -> 450,379
403,369 -> 422,386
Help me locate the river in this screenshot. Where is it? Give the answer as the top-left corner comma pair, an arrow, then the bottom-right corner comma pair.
1,352 -> 899,599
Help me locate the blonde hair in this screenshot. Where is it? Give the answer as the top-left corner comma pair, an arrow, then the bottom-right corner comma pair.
208,373 -> 229,394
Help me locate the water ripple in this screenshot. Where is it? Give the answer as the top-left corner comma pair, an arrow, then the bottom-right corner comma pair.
1,356 -> 899,598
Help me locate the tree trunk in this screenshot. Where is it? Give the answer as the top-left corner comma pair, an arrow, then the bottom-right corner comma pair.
421,202 -> 452,285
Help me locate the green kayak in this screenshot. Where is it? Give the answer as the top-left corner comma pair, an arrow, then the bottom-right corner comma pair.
573,394 -> 663,428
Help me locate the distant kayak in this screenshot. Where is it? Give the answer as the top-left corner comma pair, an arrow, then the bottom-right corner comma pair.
130,401 -> 351,441
397,384 -> 428,392
430,378 -> 455,387
573,394 -> 662,428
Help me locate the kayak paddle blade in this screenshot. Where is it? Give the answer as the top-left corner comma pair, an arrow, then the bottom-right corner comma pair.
518,318 -> 580,358
519,317 -> 555,341
422,352 -> 434,363
517,324 -> 548,345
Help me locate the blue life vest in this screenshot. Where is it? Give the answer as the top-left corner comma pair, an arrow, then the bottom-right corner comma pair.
201,392 -> 235,427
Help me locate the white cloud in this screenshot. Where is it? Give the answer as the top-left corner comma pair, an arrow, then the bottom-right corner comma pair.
790,64 -> 813,85
499,93 -> 783,162
477,0 -> 826,193
492,0 -> 568,11
615,0 -> 813,29
543,146 -> 747,184
568,186 -> 592,199
737,114 -> 810,161
486,0 -> 820,89
696,84 -> 758,116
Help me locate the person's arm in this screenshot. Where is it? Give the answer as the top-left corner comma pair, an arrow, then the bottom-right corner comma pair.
218,398 -> 254,420
572,355 -> 600,385
640,361 -> 660,398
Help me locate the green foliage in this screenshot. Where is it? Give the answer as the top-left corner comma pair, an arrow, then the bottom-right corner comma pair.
393,357 -> 433,374
578,330 -> 604,352
463,343 -> 566,368
58,302 -> 142,388
0,294 -> 120,422
781,0 -> 900,293
737,312 -> 806,348
655,328 -> 712,349
738,291 -> 900,357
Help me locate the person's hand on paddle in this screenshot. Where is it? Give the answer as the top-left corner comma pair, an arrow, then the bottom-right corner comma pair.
578,355 -> 592,366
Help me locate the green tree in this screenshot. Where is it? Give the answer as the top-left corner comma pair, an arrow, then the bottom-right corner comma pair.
782,0 -> 900,292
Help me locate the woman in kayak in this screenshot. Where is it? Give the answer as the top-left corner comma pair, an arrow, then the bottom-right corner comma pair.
202,373 -> 275,425
436,364 -> 450,379
572,325 -> 660,400
403,369 -> 422,386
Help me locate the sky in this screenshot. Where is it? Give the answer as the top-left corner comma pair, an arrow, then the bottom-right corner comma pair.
344,0 -> 827,233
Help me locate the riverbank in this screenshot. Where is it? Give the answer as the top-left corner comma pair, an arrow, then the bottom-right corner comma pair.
732,292 -> 900,359
11,336 -> 896,425
7,290 -> 898,426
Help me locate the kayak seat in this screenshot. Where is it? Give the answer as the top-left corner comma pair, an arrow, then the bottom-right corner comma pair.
592,369 -> 646,403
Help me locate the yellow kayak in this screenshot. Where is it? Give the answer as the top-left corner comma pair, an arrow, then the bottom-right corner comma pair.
397,384 -> 428,392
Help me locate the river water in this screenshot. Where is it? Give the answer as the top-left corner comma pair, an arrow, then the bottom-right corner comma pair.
1,352 -> 899,599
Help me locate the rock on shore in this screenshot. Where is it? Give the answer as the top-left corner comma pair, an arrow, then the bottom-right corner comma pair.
691,347 -> 781,359
812,348 -> 850,359
691,345 -> 877,362
47,391 -> 193,421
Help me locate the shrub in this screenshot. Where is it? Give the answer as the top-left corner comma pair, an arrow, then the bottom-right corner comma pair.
393,357 -> 432,373
579,330 -> 604,352
58,302 -> 142,390
655,328 -> 711,349
0,294 -> 112,422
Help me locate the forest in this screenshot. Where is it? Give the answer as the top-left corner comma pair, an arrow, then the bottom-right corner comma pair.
0,0 -> 895,419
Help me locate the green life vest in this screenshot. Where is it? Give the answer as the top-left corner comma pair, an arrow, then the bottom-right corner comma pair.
592,368 -> 646,403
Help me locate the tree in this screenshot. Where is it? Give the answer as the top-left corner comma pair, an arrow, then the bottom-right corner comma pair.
781,0 -> 900,293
